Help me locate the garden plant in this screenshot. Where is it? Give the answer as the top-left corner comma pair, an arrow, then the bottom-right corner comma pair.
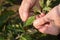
0,0 -> 60,40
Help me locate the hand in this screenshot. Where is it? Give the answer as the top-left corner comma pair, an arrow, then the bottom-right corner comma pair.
19,0 -> 40,22
33,5 -> 60,35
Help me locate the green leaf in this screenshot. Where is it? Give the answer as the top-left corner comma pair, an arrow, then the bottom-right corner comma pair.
33,7 -> 41,13
0,10 -> 15,27
39,0 -> 45,8
46,0 -> 52,6
43,6 -> 51,11
0,5 -> 2,11
0,37 -> 5,40
20,34 -> 32,40
19,23 -> 25,32
7,0 -> 22,5
24,16 -> 35,27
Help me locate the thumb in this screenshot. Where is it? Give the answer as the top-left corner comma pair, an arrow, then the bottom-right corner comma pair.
33,16 -> 49,27
19,0 -> 30,22
19,0 -> 36,22
19,7 -> 29,22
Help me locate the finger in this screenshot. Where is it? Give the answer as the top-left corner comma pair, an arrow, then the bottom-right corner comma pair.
38,24 -> 59,35
36,15 -> 40,19
33,16 -> 49,27
35,13 -> 45,19
19,1 -> 29,22
40,13 -> 45,17
38,25 -> 48,33
39,13 -> 45,18
19,0 -> 36,22
33,22 -> 49,33
19,6 -> 29,22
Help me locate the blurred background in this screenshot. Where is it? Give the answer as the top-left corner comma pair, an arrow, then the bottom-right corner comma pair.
0,0 -> 60,40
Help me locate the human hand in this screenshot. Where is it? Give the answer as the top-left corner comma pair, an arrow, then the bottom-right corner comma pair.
19,0 -> 40,22
33,5 -> 60,35
19,0 -> 60,35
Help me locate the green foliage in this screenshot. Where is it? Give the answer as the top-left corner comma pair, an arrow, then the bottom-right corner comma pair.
0,0 -> 60,40
20,34 -> 32,40
24,16 -> 35,27
7,0 -> 22,5
0,10 -> 15,27
39,0 -> 60,13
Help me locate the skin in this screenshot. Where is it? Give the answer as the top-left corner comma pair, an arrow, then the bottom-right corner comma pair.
19,0 -> 39,22
19,0 -> 60,35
